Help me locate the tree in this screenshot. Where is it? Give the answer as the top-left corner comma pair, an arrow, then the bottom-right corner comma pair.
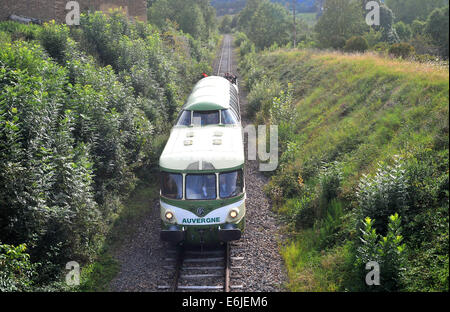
362,0 -> 399,43
344,35 -> 369,52
385,0 -> 449,24
248,0 -> 291,49
425,6 -> 449,57
315,0 -> 366,49
219,15 -> 232,33
237,0 -> 263,32
395,21 -> 412,41
148,0 -> 217,40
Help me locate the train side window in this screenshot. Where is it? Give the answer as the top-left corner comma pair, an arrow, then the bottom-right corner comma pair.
193,111 -> 220,126
186,174 -> 217,200
221,109 -> 238,125
176,110 -> 191,126
230,97 -> 238,113
230,105 -> 240,121
161,172 -> 183,199
219,170 -> 243,198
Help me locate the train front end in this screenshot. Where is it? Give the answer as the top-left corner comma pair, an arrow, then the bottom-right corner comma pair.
159,127 -> 245,246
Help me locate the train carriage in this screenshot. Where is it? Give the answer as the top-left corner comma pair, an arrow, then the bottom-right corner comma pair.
159,76 -> 245,246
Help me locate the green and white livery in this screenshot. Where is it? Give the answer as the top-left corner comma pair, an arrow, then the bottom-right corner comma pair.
159,76 -> 245,245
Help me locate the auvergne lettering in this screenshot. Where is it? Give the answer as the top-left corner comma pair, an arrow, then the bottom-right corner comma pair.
182,217 -> 220,224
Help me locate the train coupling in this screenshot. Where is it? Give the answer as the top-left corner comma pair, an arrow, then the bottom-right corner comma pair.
218,224 -> 241,242
160,225 -> 185,243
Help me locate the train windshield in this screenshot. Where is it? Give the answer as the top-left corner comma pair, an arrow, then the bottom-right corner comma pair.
161,172 -> 183,199
221,109 -> 238,125
219,170 -> 244,198
176,110 -> 191,126
193,111 -> 220,126
186,174 -> 217,200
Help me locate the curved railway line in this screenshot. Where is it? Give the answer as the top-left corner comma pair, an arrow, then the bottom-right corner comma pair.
156,35 -> 243,292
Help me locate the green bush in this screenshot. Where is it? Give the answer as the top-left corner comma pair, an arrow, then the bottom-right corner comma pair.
394,22 -> 412,41
0,22 -> 40,41
234,31 -> 248,47
0,243 -> 38,292
246,77 -> 280,119
344,36 -> 369,53
0,11 -> 217,289
315,200 -> 345,249
356,214 -> 406,291
356,157 -> 409,234
239,39 -> 255,57
292,194 -> 316,229
38,21 -> 69,64
388,43 -> 415,58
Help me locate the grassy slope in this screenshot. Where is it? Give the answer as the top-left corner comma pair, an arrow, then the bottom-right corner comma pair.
252,50 -> 449,291
262,50 -> 448,193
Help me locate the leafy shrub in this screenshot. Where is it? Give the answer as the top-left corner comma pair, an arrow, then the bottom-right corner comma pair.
0,22 -> 40,41
292,194 -> 316,229
371,42 -> 390,53
356,214 -> 406,291
234,32 -> 249,47
344,36 -> 369,53
0,243 -> 38,292
388,43 -> 415,58
0,31 -> 11,43
246,77 -> 280,119
317,162 -> 343,211
315,200 -> 345,249
270,83 -> 295,124
394,22 -> 412,41
239,38 -> 255,57
38,21 -> 69,64
356,157 -> 408,234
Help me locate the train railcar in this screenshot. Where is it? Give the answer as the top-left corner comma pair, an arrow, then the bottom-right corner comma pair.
159,76 -> 245,246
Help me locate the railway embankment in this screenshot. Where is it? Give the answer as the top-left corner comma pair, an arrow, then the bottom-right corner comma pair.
238,47 -> 449,291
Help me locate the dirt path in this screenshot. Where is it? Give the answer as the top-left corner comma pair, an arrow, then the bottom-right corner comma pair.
109,35 -> 287,292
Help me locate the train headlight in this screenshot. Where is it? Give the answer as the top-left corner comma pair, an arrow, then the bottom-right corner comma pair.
165,211 -> 174,221
229,209 -> 239,219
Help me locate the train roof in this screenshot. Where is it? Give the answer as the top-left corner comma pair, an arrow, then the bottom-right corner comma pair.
183,76 -> 237,111
159,125 -> 244,172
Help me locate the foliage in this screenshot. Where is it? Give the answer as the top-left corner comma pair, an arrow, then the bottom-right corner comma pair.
385,0 -> 448,24
344,36 -> 369,53
270,83 -> 295,124
394,22 -> 412,41
356,214 -> 406,291
148,0 -> 217,40
0,22 -> 40,41
248,0 -> 291,49
242,49 -> 449,291
388,42 -> 415,58
425,6 -> 449,58
219,15 -> 233,33
314,0 -> 366,49
356,157 -> 408,234
0,10 -> 215,289
236,0 -> 291,49
38,21 -> 70,64
0,243 -> 38,292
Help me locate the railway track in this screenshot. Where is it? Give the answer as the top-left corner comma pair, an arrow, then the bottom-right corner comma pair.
216,34 -> 232,75
157,35 -> 243,292
157,243 -> 244,292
